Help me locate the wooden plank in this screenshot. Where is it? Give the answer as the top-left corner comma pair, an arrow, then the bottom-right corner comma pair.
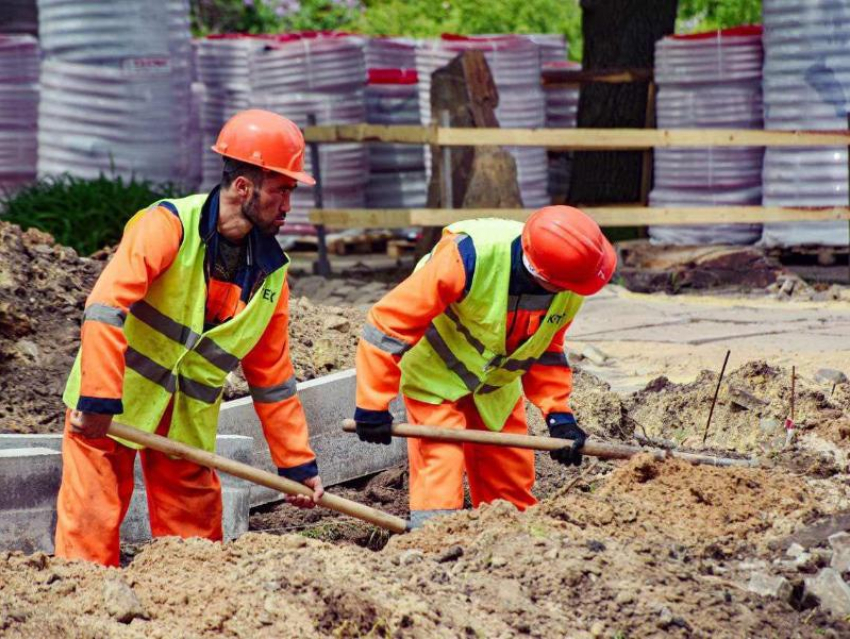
304,123 -> 435,145
541,67 -> 653,88
310,206 -> 850,229
437,127 -> 850,149
303,124 -> 850,149
387,239 -> 417,258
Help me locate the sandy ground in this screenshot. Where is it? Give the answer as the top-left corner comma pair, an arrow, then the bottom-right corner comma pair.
4,234 -> 850,636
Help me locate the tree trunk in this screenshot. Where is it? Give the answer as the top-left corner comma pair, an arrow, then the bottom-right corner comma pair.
567,0 -> 677,205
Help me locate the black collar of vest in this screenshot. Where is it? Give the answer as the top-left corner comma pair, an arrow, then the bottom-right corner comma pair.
509,236 -> 550,296
200,185 -> 289,275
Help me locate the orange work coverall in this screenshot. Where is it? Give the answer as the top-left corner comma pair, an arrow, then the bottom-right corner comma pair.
355,233 -> 575,514
56,194 -> 316,566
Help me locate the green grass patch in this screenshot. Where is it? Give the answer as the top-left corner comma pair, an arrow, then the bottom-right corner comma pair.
0,173 -> 180,256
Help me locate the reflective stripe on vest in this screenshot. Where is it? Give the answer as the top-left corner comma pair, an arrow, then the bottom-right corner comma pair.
249,375 -> 297,403
129,300 -> 240,373
125,346 -> 225,406
83,304 -> 126,328
362,323 -> 412,356
423,325 -> 480,392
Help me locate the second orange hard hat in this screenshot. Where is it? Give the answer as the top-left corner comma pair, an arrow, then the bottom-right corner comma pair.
211,109 -> 315,186
521,205 -> 617,296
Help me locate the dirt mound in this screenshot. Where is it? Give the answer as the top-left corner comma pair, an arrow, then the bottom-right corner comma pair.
3,458 -> 848,639
575,454 -> 820,555
0,222 -> 101,434
3,456 -> 850,638
627,361 -> 850,456
0,221 -> 366,434
288,297 -> 364,380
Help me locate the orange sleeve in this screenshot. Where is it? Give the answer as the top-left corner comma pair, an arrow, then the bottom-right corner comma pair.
241,280 -> 317,480
77,206 -> 182,414
355,235 -> 466,412
521,321 -> 574,416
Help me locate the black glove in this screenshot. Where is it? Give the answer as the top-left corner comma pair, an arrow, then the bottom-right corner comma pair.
547,412 -> 586,467
353,408 -> 393,445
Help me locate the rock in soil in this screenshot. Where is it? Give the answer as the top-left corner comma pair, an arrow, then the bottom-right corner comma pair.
805,568 -> 850,619
103,578 -> 147,623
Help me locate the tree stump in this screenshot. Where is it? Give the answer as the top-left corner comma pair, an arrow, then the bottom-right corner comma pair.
418,50 -> 523,256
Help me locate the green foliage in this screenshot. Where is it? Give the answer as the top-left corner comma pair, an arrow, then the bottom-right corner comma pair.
347,0 -> 582,59
0,174 -> 179,256
191,0 -> 360,36
191,0 -> 582,60
676,0 -> 762,33
189,0 -> 761,63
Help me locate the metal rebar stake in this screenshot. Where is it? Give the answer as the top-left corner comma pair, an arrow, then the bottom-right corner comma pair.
308,114 -> 331,277
702,349 -> 731,445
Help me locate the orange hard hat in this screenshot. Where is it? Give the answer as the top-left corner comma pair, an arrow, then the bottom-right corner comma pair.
211,109 -> 315,186
521,205 -> 617,295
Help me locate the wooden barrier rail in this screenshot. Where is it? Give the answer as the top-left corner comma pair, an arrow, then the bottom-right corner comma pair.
302,122 -> 850,269
303,124 -> 850,150
309,206 -> 850,230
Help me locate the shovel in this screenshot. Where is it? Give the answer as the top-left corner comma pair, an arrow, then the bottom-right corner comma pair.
108,422 -> 410,533
342,419 -> 759,468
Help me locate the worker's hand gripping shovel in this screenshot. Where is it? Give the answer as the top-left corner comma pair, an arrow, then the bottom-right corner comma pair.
343,419 -> 758,468
107,422 -> 410,533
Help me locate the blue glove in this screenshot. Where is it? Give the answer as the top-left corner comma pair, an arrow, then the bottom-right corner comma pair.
546,412 -> 586,467
353,408 -> 393,446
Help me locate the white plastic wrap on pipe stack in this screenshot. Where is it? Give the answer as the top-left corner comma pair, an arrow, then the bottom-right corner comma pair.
649,27 -> 765,245
528,34 -> 569,65
543,60 -> 581,200
0,35 -> 39,196
365,69 -> 427,208
0,1 -> 38,35
761,0 -> 850,247
416,35 -> 550,209
168,0 -> 196,190
365,37 -> 418,69
195,35 -> 265,191
36,0 -> 193,186
250,33 -> 368,234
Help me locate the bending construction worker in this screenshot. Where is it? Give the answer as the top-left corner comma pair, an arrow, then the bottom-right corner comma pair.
56,110 -> 323,566
353,208 -> 616,527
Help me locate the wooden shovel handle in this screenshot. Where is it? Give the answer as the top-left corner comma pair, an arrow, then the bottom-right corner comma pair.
342,420 -> 758,468
108,422 -> 409,533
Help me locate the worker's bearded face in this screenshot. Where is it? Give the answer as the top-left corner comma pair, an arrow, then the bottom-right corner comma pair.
240,173 -> 296,236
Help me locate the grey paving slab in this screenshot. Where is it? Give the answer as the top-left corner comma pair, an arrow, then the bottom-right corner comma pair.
0,448 -> 62,510
0,448 -> 62,554
0,508 -> 57,554
0,434 -> 62,452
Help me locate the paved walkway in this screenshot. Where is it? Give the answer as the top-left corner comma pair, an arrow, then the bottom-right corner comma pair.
569,286 -> 850,393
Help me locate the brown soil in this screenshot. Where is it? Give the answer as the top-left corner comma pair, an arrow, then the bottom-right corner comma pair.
0,221 -> 366,433
627,361 -> 850,459
3,455 -> 849,638
0,223 -> 101,434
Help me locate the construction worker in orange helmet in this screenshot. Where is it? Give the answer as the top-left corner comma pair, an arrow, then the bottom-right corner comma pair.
353,207 -> 617,528
56,109 -> 322,566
